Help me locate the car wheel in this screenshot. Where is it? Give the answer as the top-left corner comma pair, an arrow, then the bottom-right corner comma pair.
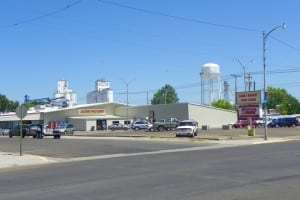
135,127 -> 139,131
158,126 -> 164,132
54,135 -> 61,139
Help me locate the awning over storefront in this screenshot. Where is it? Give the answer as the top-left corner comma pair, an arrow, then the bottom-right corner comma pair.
0,113 -> 41,121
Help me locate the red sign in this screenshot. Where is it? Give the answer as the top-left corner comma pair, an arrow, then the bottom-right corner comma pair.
78,109 -> 105,115
238,105 -> 261,120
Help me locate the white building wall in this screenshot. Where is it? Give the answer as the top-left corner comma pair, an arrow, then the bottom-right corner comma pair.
115,103 -> 236,128
188,104 -> 236,128
115,103 -> 189,122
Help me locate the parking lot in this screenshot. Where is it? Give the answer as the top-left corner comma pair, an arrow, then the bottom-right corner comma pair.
0,126 -> 299,160
74,126 -> 300,140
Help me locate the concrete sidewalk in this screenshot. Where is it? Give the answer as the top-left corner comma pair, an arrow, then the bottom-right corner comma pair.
0,152 -> 57,169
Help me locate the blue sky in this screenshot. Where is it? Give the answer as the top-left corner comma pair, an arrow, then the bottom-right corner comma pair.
1,0 -> 299,105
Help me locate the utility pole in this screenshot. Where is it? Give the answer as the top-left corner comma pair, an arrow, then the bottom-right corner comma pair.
233,58 -> 253,92
231,74 -> 241,109
246,73 -> 253,91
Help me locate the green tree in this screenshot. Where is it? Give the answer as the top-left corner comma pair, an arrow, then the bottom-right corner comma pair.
151,84 -> 179,105
0,94 -> 19,112
212,99 -> 234,110
268,87 -> 300,114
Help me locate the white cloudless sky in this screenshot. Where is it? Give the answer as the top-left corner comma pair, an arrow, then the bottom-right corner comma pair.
1,0 -> 299,105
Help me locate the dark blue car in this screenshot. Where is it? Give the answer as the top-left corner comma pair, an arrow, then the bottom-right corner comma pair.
268,117 -> 299,127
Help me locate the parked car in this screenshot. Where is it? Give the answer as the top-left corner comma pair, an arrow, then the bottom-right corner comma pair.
131,121 -> 153,130
268,117 -> 299,128
255,117 -> 272,127
9,124 -> 43,138
233,120 -> 257,128
0,128 -> 10,135
108,123 -> 129,131
153,118 -> 180,131
176,120 -> 198,137
284,117 -> 299,127
53,123 -> 75,138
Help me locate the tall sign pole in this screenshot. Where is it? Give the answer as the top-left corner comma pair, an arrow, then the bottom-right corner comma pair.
16,104 -> 27,156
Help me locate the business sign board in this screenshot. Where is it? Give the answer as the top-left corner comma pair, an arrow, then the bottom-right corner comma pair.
238,104 -> 261,120
78,109 -> 105,115
236,91 -> 261,106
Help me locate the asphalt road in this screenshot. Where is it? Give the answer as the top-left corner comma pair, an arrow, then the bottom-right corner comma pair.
0,136 -> 212,158
0,140 -> 300,200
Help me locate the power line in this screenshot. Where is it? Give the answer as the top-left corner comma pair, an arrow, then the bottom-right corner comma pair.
1,0 -> 82,28
97,0 -> 262,33
270,36 -> 300,51
97,1 -> 300,51
113,67 -> 300,97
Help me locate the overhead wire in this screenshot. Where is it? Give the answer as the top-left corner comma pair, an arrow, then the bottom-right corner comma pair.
270,36 -> 300,51
113,66 -> 300,97
97,0 -> 300,53
1,0 -> 82,28
97,0 -> 262,33
2,0 -> 298,102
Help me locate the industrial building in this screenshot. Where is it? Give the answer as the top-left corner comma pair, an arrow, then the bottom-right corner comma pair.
86,80 -> 114,104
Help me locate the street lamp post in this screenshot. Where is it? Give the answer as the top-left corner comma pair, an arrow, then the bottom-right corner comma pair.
263,23 -> 286,140
121,79 -> 135,127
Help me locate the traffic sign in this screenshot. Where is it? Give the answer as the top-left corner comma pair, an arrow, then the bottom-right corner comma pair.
15,104 -> 27,119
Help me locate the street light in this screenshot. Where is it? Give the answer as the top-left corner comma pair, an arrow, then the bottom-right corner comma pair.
263,23 -> 286,140
233,58 -> 253,91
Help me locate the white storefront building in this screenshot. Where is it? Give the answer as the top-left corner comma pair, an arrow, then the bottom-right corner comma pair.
0,102 -> 236,131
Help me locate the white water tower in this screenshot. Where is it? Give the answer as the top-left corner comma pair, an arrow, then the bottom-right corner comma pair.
200,63 -> 221,105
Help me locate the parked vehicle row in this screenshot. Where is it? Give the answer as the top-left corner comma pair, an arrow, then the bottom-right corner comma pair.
233,116 -> 300,128
9,124 -> 44,138
8,123 -> 75,139
108,119 -> 199,137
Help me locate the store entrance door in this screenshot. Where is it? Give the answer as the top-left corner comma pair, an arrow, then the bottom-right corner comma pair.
96,120 -> 107,130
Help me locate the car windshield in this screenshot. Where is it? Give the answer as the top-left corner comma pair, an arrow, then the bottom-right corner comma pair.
57,124 -> 67,128
179,122 -> 194,126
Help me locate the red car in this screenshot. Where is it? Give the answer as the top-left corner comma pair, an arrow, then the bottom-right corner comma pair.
233,120 -> 257,128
